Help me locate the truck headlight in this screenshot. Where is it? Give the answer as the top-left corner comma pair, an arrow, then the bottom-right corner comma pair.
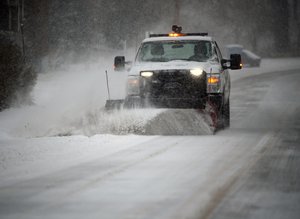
190,68 -> 203,77
141,71 -> 153,78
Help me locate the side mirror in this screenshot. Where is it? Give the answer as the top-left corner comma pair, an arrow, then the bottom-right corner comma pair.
221,59 -> 229,69
230,54 -> 242,70
114,56 -> 125,71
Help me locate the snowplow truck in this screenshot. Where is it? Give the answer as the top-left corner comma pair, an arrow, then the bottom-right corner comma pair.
105,26 -> 242,129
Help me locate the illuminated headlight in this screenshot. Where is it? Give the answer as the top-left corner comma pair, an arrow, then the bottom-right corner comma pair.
141,71 -> 153,78
190,68 -> 203,77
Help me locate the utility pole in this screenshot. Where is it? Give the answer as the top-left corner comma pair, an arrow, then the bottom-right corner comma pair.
19,0 -> 26,60
20,22 -> 25,59
174,0 -> 180,25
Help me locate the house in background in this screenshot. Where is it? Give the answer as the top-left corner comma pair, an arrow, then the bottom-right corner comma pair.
0,0 -> 24,32
0,0 -> 50,70
0,0 -> 25,52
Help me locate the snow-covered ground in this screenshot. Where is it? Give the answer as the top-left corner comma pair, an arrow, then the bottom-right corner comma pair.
1,57 -> 299,138
0,57 -> 300,219
230,57 -> 300,82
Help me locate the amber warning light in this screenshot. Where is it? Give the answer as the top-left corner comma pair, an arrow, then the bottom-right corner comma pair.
149,25 -> 208,38
169,33 -> 185,37
208,76 -> 220,84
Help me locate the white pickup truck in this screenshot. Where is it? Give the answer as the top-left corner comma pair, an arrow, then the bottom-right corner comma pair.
108,26 -> 242,128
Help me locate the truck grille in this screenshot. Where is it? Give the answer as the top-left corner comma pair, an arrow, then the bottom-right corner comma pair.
147,69 -> 206,99
154,70 -> 189,82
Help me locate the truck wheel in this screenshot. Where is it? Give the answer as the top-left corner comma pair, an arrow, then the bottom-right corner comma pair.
217,109 -> 225,130
223,100 -> 230,128
208,95 -> 225,130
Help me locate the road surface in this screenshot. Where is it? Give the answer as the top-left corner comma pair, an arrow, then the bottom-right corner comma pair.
0,67 -> 299,219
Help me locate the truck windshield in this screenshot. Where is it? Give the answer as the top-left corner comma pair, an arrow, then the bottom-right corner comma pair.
136,40 -> 212,62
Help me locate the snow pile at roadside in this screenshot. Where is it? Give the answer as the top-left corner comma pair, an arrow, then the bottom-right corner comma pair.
42,108 -> 213,136
61,108 -> 166,136
0,106 -> 213,137
144,109 -> 213,135
74,108 -> 213,136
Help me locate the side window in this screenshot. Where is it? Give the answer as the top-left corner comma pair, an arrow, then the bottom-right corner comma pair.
214,47 -> 220,62
210,45 -> 219,63
215,42 -> 223,60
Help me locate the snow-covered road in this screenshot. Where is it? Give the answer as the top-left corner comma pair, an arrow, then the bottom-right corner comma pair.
0,58 -> 299,219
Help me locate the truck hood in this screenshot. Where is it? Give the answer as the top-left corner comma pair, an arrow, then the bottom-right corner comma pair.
129,61 -> 215,75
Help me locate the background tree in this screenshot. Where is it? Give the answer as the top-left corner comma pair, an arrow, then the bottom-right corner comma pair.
0,35 -> 36,110
16,0 -> 300,70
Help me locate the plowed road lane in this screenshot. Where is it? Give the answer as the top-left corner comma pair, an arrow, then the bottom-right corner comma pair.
0,69 -> 299,219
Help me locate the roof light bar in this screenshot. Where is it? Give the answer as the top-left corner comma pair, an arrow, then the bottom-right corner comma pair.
186,33 -> 208,36
149,33 -> 208,38
149,34 -> 170,37
148,25 -> 208,38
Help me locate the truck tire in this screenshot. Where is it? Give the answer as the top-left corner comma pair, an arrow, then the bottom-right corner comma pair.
223,99 -> 230,128
208,95 -> 225,130
217,108 -> 225,130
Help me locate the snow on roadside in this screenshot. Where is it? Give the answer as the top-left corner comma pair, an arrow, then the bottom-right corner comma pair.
75,108 -> 166,136
0,59 -> 126,138
63,108 -> 213,136
144,109 -> 213,135
230,57 -> 300,82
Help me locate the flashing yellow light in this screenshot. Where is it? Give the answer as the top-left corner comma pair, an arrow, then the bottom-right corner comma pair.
208,76 -> 220,84
169,33 -> 185,37
190,68 -> 203,77
141,71 -> 153,77
240,63 -> 243,68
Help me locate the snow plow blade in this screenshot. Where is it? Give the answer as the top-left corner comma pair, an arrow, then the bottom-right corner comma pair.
105,100 -> 125,110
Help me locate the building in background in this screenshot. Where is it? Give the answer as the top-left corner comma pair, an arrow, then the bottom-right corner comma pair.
0,0 -> 25,49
